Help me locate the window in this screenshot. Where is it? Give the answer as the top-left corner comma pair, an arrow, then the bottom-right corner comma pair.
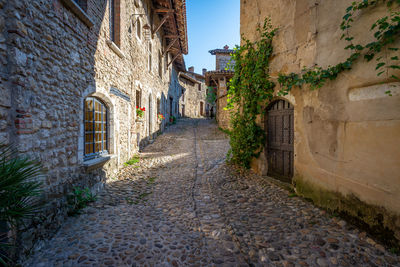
72,0 -> 87,11
109,0 -> 121,47
136,90 -> 141,107
198,83 -> 201,91
157,98 -> 160,115
84,97 -> 108,159
136,19 -> 141,39
169,97 -> 173,115
158,51 -> 162,78
164,53 -> 168,73
148,42 -> 152,73
182,88 -> 185,102
200,101 -> 204,116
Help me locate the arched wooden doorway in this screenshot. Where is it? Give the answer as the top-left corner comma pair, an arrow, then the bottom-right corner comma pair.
266,99 -> 294,182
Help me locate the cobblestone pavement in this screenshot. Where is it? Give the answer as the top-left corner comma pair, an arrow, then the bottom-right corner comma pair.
24,119 -> 400,266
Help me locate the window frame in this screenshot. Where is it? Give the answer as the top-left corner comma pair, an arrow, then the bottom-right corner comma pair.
136,89 -> 142,108
148,42 -> 152,73
109,0 -> 121,47
84,97 -> 109,160
136,18 -> 142,40
158,50 -> 163,78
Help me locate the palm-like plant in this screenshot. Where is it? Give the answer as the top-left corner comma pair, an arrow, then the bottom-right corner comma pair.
0,143 -> 43,265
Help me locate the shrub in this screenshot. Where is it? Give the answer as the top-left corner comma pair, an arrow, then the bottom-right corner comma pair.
67,187 -> 96,216
0,143 -> 43,265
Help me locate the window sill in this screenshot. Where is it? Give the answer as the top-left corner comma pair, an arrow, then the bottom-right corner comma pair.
60,0 -> 94,28
83,155 -> 112,171
106,40 -> 125,58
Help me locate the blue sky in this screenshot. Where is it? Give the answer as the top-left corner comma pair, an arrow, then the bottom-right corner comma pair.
184,0 -> 240,73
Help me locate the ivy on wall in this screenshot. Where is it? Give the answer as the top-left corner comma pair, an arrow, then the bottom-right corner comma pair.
226,19 -> 277,168
226,0 -> 399,168
278,0 -> 400,96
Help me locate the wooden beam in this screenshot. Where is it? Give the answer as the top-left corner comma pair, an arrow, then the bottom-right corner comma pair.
163,37 -> 178,56
164,35 -> 179,39
152,13 -> 171,36
168,53 -> 180,67
154,8 -> 174,13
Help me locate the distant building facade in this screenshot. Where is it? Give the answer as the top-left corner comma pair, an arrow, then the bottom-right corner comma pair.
178,67 -> 209,118
205,45 -> 235,129
0,0 -> 187,257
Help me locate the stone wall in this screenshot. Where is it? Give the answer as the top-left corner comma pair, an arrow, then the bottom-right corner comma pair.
216,53 -> 231,71
0,0 -> 10,146
0,0 -> 183,258
241,0 -> 400,240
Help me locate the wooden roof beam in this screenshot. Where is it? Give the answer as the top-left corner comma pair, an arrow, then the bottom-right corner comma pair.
154,8 -> 174,13
164,35 -> 179,39
168,53 -> 181,67
163,37 -> 178,56
152,12 -> 172,36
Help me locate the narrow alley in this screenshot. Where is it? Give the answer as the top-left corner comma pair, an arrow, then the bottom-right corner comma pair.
24,119 -> 399,267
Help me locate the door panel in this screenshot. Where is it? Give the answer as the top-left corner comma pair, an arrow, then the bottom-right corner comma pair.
267,100 -> 294,182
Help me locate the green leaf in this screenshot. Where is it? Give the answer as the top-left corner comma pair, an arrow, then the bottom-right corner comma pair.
355,45 -> 364,50
376,62 -> 386,70
343,13 -> 351,21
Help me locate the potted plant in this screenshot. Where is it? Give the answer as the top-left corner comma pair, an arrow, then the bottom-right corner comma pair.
136,106 -> 145,122
157,113 -> 165,124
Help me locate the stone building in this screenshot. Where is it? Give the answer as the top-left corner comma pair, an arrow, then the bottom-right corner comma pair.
0,0 -> 187,256
178,66 -> 209,118
205,46 -> 234,129
241,0 -> 400,240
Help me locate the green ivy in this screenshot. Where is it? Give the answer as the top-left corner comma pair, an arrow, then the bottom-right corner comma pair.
278,0 -> 400,96
226,18 -> 277,168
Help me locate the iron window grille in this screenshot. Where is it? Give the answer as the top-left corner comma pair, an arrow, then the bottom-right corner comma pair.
84,97 -> 108,160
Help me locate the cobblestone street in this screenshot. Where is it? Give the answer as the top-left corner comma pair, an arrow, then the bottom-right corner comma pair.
25,119 -> 400,267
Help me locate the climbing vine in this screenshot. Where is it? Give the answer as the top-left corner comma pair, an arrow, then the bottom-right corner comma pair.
225,18 -> 277,168
278,0 -> 400,96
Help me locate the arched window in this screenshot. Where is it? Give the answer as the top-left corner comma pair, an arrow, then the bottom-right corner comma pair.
84,97 -> 108,159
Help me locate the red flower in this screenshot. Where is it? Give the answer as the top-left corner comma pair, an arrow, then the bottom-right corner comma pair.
136,106 -> 138,109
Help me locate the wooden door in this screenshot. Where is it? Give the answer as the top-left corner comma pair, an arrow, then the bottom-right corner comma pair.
266,100 -> 294,182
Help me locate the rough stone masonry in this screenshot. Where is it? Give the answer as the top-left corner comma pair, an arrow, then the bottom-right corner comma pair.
0,0 -> 191,259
